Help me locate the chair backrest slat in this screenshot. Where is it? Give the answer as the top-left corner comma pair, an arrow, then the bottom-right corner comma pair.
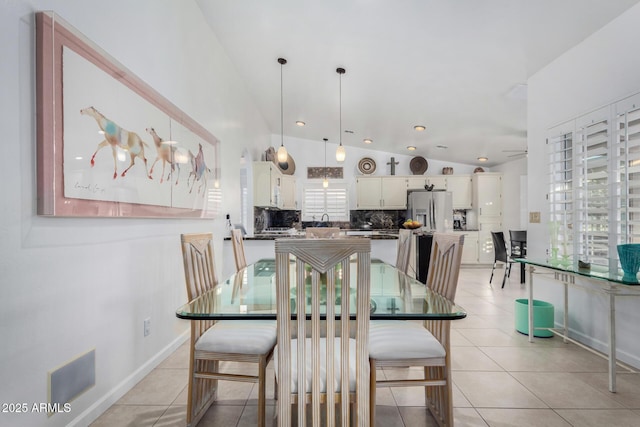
425,233 -> 464,301
395,229 -> 413,275
424,233 -> 464,351
180,232 -> 217,345
231,229 -> 247,272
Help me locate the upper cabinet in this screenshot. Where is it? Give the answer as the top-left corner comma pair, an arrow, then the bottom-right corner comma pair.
253,162 -> 285,208
426,176 -> 447,191
357,174 -> 474,210
473,173 -> 502,218
406,176 -> 427,190
356,176 -> 407,209
421,175 -> 473,209
447,175 -> 472,209
280,175 -> 297,210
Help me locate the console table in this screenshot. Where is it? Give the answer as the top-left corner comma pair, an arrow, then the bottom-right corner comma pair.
517,258 -> 640,392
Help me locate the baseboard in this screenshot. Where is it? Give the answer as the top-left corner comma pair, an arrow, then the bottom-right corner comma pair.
552,323 -> 640,370
67,331 -> 189,427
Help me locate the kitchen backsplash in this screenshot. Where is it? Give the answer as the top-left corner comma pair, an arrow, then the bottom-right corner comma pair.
254,207 -> 407,232
349,210 -> 406,230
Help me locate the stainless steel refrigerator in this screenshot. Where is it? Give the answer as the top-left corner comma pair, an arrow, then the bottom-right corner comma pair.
407,190 -> 454,283
407,190 -> 453,232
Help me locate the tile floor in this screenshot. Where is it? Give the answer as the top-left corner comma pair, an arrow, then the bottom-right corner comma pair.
90,267 -> 640,426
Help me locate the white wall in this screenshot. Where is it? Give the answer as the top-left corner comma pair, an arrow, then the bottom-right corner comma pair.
527,3 -> 640,368
493,157 -> 528,232
0,1 -> 270,426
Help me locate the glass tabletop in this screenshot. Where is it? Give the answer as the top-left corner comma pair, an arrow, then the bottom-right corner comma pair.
176,259 -> 467,320
515,258 -> 640,286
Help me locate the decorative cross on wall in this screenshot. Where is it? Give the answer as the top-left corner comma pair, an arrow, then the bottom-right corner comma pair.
387,157 -> 399,175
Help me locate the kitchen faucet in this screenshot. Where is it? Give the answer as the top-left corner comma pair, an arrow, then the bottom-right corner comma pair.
321,213 -> 330,222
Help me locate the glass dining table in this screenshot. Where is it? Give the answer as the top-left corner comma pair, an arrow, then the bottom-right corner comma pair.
176,259 -> 466,321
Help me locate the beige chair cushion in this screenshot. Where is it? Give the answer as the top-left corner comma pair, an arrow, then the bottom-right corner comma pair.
369,320 -> 445,360
274,337 -> 357,394
195,320 -> 277,354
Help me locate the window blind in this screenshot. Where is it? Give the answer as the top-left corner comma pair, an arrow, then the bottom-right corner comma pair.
575,113 -> 611,268
302,183 -> 349,222
616,105 -> 640,245
548,128 -> 574,257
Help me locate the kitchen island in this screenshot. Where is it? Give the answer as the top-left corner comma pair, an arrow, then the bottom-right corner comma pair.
222,231 -> 399,278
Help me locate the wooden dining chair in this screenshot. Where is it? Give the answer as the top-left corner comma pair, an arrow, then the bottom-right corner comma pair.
369,233 -> 464,427
180,233 -> 276,427
395,228 -> 413,275
274,238 -> 371,426
305,227 -> 341,238
231,228 -> 247,272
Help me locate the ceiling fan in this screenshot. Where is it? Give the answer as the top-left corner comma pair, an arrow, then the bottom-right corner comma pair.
502,149 -> 528,158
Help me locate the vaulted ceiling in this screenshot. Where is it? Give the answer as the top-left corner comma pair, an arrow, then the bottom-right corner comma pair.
197,0 -> 639,166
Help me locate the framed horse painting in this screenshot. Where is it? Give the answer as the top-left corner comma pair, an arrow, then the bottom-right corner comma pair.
36,11 -> 221,218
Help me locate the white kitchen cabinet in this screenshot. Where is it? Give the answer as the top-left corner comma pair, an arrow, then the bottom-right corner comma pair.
253,161 -> 282,208
280,175 -> 297,210
406,176 -> 427,190
473,173 -> 502,218
426,176 -> 447,190
356,176 -> 407,209
447,175 -> 472,209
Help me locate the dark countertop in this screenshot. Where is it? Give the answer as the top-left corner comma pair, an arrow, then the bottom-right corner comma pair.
224,231 -> 399,241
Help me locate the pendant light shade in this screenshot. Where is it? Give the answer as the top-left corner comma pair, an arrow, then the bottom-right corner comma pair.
323,138 -> 329,188
336,144 -> 346,163
277,58 -> 288,163
277,145 -> 288,163
336,67 -> 346,162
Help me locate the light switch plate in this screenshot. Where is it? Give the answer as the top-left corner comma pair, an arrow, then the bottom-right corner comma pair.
529,212 -> 541,223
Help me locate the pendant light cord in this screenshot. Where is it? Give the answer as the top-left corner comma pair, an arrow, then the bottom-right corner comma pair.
280,61 -> 284,147
324,138 -> 327,177
339,73 -> 342,146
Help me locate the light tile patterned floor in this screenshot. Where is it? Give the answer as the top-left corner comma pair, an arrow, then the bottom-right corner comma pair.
90,267 -> 640,426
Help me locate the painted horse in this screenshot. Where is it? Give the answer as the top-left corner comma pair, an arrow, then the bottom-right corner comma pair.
187,143 -> 211,194
146,127 -> 181,185
80,106 -> 151,179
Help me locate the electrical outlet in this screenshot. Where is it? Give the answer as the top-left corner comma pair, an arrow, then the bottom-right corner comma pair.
143,318 -> 151,337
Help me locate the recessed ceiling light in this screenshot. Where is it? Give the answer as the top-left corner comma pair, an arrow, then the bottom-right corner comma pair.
407,146 -> 416,151
436,145 -> 448,149
414,125 -> 426,131
477,157 -> 488,162
295,121 -> 305,126
363,138 -> 372,144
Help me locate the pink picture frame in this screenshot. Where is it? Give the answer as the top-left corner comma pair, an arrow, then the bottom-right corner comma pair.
36,11 -> 221,218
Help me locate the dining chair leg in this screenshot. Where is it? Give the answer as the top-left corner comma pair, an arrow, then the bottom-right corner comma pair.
258,357 -> 267,427
490,261 -> 497,283
369,359 -> 377,427
501,265 -> 508,288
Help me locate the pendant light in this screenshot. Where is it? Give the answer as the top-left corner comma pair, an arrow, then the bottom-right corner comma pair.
336,67 -> 346,162
277,58 -> 288,163
323,138 -> 329,188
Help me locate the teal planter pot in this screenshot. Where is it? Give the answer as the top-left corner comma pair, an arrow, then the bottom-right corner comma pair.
617,244 -> 640,282
514,299 -> 554,338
